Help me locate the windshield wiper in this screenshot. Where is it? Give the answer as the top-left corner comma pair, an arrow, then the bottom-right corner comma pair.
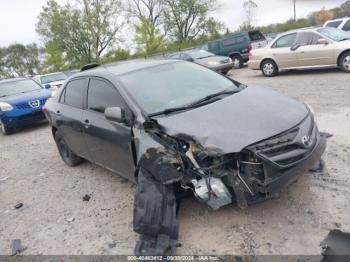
188,89 -> 240,107
149,88 -> 241,117
339,38 -> 350,41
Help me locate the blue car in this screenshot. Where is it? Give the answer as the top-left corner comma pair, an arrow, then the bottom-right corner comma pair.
0,78 -> 52,135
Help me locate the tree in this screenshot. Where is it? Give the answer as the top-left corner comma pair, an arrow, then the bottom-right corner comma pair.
162,0 -> 216,45
317,8 -> 334,25
240,0 -> 258,31
102,48 -> 130,63
0,44 -> 43,78
134,18 -> 166,55
82,0 -> 125,63
128,0 -> 165,55
36,0 -> 92,69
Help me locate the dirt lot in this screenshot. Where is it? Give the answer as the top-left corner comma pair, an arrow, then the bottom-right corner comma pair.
1,67 -> 349,255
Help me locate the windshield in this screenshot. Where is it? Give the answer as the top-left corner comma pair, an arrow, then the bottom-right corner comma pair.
119,61 -> 237,115
188,50 -> 215,59
317,27 -> 350,41
0,79 -> 42,97
40,73 -> 67,84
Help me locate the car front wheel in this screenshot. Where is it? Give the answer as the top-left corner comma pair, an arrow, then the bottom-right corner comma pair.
261,59 -> 279,77
54,131 -> 83,167
340,51 -> 350,73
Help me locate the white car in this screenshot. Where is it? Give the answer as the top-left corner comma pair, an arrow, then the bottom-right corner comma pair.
324,17 -> 350,32
248,27 -> 350,76
32,72 -> 67,90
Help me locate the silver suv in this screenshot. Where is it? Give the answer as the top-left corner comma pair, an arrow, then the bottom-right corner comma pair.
324,17 -> 350,32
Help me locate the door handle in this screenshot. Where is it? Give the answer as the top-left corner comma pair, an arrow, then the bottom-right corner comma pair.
84,119 -> 90,128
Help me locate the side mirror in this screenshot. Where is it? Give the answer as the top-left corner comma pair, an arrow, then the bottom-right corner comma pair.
105,107 -> 125,123
317,38 -> 329,45
186,57 -> 194,62
44,84 -> 51,89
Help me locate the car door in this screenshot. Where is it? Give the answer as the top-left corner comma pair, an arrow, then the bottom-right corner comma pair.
82,77 -> 135,179
270,33 -> 298,68
294,32 -> 335,67
56,78 -> 91,159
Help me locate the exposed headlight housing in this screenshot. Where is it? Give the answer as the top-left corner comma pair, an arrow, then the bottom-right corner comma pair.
0,102 -> 14,112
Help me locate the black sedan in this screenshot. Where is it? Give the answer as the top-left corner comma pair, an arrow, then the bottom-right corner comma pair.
44,60 -> 326,255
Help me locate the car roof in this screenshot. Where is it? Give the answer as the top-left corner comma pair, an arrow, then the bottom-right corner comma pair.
0,77 -> 28,84
325,17 -> 350,23
76,59 -> 178,78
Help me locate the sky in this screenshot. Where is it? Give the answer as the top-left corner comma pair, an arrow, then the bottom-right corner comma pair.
0,0 -> 347,47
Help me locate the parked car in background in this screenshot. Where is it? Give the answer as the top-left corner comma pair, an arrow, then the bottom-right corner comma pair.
248,27 -> 350,77
0,78 -> 52,135
324,17 -> 350,32
32,72 -> 67,90
201,30 -> 268,68
168,50 -> 233,74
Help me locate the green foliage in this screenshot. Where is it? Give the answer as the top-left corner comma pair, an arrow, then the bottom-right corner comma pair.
0,43 -> 43,78
102,48 -> 130,63
82,0 -> 125,63
36,0 -> 92,70
134,17 -> 166,55
163,0 -> 216,45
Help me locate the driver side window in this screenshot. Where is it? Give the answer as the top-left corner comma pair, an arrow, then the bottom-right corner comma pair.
87,79 -> 123,114
295,32 -> 322,46
272,33 -> 297,48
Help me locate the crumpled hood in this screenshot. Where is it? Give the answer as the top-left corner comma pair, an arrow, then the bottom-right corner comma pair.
156,86 -> 309,153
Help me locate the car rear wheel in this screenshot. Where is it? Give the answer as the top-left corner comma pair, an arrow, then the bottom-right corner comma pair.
0,121 -> 13,135
54,131 -> 83,167
261,59 -> 279,77
231,55 -> 244,69
340,51 -> 350,73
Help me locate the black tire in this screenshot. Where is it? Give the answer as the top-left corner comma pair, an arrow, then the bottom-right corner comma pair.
230,55 -> 244,69
0,121 -> 13,135
339,51 -> 350,73
54,131 -> 83,167
261,59 -> 279,77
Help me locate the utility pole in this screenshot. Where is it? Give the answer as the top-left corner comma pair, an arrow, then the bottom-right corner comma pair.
293,0 -> 296,21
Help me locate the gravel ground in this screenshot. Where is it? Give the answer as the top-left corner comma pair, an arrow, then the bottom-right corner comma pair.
0,67 -> 349,255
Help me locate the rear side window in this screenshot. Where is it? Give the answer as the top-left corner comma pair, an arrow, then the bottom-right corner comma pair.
295,32 -> 322,46
87,79 -> 123,113
249,31 -> 265,41
272,33 -> 297,48
62,78 -> 87,108
342,20 -> 350,31
325,21 -> 342,28
222,36 -> 244,47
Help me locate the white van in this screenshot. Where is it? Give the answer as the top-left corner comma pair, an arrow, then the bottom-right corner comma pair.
324,17 -> 350,32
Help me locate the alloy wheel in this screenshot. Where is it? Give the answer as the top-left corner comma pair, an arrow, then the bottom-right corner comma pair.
343,55 -> 350,71
233,58 -> 241,68
263,63 -> 274,76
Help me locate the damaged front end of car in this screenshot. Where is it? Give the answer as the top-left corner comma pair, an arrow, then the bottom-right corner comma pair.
133,112 -> 327,255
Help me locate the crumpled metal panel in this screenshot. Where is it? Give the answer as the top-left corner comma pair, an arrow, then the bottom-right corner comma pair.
156,86 -> 308,153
